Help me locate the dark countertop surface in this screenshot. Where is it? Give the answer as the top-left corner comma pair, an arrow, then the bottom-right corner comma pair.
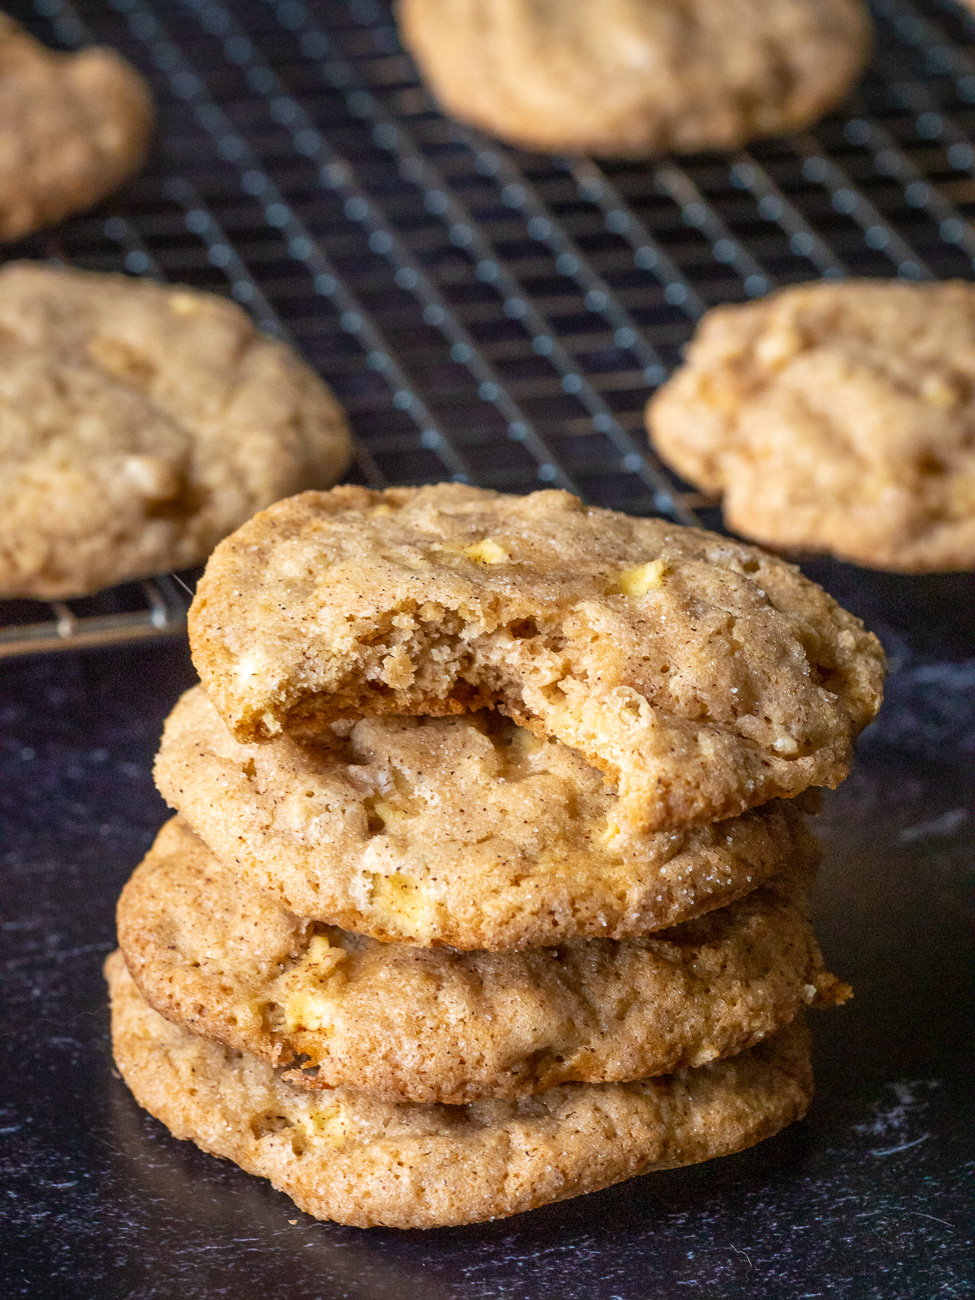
1,562 -> 973,1300
1,0 -> 974,1292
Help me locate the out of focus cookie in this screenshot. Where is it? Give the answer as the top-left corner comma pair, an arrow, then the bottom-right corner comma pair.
118,818 -> 844,1104
397,0 -> 870,156
0,14 -> 152,240
648,280 -> 975,573
0,263 -> 350,598
107,951 -> 814,1229
155,687 -> 822,950
188,484 -> 885,835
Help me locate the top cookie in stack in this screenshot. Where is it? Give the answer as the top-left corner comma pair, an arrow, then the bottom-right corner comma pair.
110,484 -> 884,1229
189,484 -> 883,833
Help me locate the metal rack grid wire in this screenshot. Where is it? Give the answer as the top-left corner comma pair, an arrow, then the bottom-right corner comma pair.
1,0 -> 974,657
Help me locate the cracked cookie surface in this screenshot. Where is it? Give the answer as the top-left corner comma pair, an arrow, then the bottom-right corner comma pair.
0,263 -> 350,597
118,818 -> 844,1104
107,951 -> 813,1229
397,0 -> 870,156
156,688 -> 822,949
189,484 -> 885,834
0,14 -> 153,240
648,280 -> 975,573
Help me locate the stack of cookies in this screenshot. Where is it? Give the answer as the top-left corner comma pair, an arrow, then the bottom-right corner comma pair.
107,484 -> 886,1229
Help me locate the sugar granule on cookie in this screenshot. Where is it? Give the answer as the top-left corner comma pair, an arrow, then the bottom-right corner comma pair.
107,951 -> 814,1230
118,817 -> 846,1105
397,0 -> 871,156
156,686 -> 823,949
648,280 -> 975,573
0,14 -> 153,240
0,263 -> 351,599
189,484 -> 885,834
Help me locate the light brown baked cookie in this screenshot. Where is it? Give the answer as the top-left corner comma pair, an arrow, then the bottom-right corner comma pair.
118,818 -> 844,1105
189,484 -> 885,835
0,14 -> 152,241
648,280 -> 975,573
107,951 -> 813,1229
0,263 -> 351,598
155,687 -> 822,949
397,0 -> 870,156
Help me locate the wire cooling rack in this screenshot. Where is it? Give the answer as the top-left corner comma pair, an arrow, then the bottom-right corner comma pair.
2,0 -> 974,657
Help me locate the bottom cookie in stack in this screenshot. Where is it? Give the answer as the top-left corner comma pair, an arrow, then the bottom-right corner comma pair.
106,955 -> 813,1231
107,819 -> 846,1228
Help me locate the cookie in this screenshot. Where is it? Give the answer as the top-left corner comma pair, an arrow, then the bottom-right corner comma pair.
0,15 -> 153,240
396,0 -> 870,156
155,687 -> 822,950
107,951 -> 813,1229
189,484 -> 885,835
647,280 -> 975,573
0,263 -> 351,598
118,818 -> 844,1105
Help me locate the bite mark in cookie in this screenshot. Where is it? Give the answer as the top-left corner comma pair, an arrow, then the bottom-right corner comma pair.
156,686 -> 825,949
